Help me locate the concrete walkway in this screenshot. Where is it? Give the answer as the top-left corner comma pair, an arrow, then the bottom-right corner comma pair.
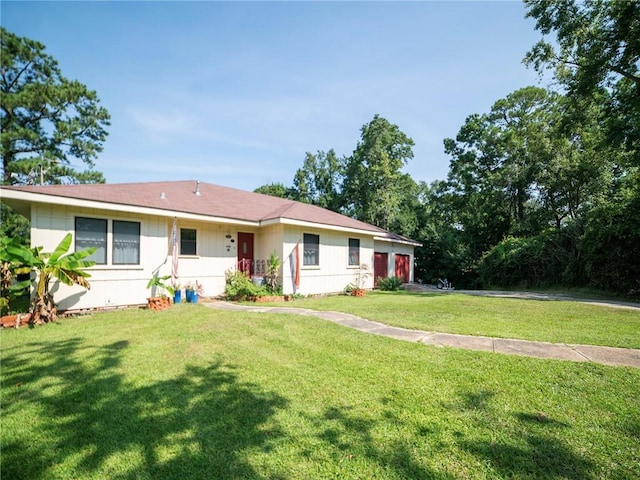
204,301 -> 640,368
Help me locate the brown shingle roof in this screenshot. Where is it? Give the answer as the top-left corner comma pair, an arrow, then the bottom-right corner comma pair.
3,180 -> 404,237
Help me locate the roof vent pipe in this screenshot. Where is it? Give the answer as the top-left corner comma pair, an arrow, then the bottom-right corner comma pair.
195,180 -> 201,196
160,192 -> 166,199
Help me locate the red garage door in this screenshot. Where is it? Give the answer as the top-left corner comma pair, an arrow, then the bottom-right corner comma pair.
373,252 -> 388,287
394,254 -> 410,283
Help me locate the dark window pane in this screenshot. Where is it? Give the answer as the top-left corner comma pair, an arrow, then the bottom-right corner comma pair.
75,217 -> 107,264
180,228 -> 197,255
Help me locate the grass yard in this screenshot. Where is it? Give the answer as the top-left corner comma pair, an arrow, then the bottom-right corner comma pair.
1,302 -> 639,479
263,291 -> 640,349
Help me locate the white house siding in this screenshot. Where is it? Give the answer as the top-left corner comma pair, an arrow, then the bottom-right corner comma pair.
281,226 -> 375,295
372,241 -> 415,283
29,205 -> 250,310
253,224 -> 283,276
25,203 -> 414,310
31,203 -> 168,310
173,222 -> 240,298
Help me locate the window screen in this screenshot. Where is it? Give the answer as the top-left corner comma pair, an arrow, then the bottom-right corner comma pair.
113,220 -> 140,265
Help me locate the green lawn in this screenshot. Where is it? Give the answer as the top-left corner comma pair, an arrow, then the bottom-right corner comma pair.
2,303 -> 639,479
262,291 -> 640,348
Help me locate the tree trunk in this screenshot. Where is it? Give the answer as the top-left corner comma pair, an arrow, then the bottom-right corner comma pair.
29,273 -> 57,324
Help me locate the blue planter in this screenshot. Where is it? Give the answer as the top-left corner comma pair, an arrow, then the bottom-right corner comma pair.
173,290 -> 182,304
185,289 -> 199,303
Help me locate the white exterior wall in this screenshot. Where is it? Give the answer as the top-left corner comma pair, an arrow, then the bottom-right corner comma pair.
30,204 -> 241,310
173,223 -> 240,297
281,226 -> 375,295
373,240 -> 416,282
253,224 -> 282,278
26,203 -> 415,310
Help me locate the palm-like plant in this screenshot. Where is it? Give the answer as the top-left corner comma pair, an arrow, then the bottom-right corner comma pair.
25,234 -> 96,324
264,250 -> 281,293
0,237 -> 33,315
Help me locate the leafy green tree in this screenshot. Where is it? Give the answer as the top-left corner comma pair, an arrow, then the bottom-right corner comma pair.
0,204 -> 30,244
1,27 -> 110,185
444,87 -> 556,243
412,180 -> 479,287
536,112 -> 612,228
524,0 -> 640,165
342,115 -> 415,230
387,173 -> 421,238
292,149 -> 344,212
436,86 -> 621,289
253,182 -> 296,199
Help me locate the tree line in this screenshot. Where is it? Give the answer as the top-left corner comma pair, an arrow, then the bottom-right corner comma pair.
2,1 -> 638,296
255,1 -> 639,297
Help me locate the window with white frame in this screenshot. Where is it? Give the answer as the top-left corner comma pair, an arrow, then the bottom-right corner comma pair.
348,238 -> 360,266
180,228 -> 197,255
75,217 -> 107,264
113,220 -> 141,265
75,217 -> 141,265
303,233 -> 319,266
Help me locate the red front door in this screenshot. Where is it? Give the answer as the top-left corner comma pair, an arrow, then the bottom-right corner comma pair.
395,254 -> 410,283
374,252 -> 388,287
237,232 -> 254,275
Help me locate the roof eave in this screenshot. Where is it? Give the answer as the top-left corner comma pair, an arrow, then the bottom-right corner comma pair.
373,235 -> 423,247
0,188 -> 259,227
261,217 -> 385,237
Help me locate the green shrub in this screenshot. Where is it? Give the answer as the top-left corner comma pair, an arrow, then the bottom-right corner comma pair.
376,276 -> 404,291
582,189 -> 640,297
477,227 -> 582,290
224,269 -> 267,300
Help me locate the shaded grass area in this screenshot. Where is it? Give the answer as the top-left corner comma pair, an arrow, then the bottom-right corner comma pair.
264,291 -> 640,348
1,304 -> 639,479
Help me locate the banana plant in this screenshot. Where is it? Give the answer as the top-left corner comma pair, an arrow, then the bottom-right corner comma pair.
0,237 -> 33,315
26,234 -> 96,324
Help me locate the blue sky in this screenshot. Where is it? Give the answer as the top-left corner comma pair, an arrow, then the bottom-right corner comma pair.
2,1 -> 545,192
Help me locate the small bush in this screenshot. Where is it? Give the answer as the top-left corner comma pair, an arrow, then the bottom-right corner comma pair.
476,227 -> 582,290
376,276 -> 404,291
224,269 -> 267,300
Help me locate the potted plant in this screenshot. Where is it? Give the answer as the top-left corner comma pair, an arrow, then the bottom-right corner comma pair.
146,274 -> 174,310
350,264 -> 370,297
184,282 -> 194,303
172,282 -> 182,304
264,250 -> 281,293
185,281 -> 204,303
